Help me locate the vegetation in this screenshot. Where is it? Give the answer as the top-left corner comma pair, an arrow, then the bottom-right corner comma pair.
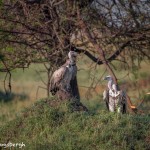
0,0 -> 150,95
0,99 -> 149,150
0,61 -> 149,149
0,0 -> 149,149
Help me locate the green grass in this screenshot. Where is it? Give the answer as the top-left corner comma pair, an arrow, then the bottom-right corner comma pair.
0,98 -> 149,150
0,63 -> 48,126
0,58 -> 149,149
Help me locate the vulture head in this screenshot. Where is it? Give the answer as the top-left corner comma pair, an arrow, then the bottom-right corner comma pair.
104,75 -> 118,92
68,51 -> 77,63
103,75 -> 115,91
103,75 -> 113,81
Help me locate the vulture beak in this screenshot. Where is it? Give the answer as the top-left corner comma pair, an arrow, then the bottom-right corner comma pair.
103,75 -> 112,81
103,77 -> 107,80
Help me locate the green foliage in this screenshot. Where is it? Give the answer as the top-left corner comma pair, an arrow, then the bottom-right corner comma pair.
143,94 -> 150,103
5,46 -> 14,52
0,54 -> 4,60
0,98 -> 149,150
140,72 -> 149,79
0,0 -> 2,6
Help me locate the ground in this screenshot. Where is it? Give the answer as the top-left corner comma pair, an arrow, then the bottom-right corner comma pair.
0,58 -> 150,149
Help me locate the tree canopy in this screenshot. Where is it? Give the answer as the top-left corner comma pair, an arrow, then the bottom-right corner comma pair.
0,0 -> 149,94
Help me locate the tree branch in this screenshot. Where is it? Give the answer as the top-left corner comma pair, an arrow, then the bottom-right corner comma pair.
73,40 -> 131,65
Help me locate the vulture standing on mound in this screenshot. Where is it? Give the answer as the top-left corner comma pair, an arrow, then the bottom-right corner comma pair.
49,51 -> 77,96
103,75 -> 126,113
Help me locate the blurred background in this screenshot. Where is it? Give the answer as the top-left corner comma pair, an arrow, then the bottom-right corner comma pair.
0,55 -> 149,126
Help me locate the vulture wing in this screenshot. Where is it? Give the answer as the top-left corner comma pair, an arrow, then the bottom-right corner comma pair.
49,66 -> 68,95
103,89 -> 109,111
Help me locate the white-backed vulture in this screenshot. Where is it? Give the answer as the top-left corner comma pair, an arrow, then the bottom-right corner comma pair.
49,51 -> 77,95
103,75 -> 127,113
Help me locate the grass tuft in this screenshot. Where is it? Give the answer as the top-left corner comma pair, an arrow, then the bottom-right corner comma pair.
0,98 -> 149,150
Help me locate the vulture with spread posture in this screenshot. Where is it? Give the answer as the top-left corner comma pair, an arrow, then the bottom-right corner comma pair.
103,75 -> 126,113
49,51 -> 77,96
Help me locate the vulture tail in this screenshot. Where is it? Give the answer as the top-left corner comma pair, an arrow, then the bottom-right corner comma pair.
49,78 -> 59,95
50,87 -> 59,95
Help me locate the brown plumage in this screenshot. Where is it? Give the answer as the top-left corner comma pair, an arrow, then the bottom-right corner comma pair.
49,51 -> 77,95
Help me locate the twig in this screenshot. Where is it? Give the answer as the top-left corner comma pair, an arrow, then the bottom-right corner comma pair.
36,86 -> 47,99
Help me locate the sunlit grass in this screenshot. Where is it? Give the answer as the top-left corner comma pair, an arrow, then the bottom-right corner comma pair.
0,58 -> 149,127
0,99 -> 149,150
0,57 -> 149,149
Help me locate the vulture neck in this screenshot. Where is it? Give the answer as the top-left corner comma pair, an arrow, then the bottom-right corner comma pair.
108,79 -> 119,93
69,58 -> 76,66
108,79 -> 113,90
